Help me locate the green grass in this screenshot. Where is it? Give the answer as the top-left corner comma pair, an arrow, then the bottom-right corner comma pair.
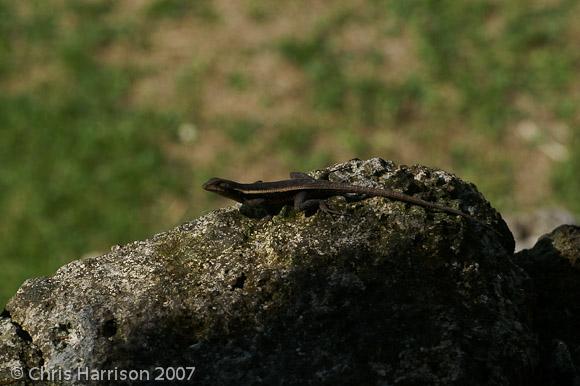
553,129 -> 580,214
221,117 -> 263,145
228,71 -> 252,91
390,0 -> 578,137
1,0 -> 579,307
146,0 -> 219,21
0,1 -> 189,306
246,0 -> 274,23
277,14 -> 352,113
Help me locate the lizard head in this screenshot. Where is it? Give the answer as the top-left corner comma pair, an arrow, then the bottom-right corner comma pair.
202,177 -> 245,202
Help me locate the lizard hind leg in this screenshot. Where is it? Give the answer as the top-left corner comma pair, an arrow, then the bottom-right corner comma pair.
294,191 -> 341,216
294,191 -> 319,216
318,201 -> 342,215
299,200 -> 342,216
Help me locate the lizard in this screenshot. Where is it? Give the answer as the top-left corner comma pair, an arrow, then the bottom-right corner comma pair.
202,172 -> 490,227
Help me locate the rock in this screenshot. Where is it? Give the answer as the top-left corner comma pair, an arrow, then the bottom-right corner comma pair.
0,158 -> 533,385
506,209 -> 577,251
0,314 -> 42,383
514,225 -> 580,386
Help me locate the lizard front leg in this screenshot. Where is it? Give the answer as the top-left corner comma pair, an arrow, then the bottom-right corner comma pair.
243,198 -> 267,207
240,197 -> 279,218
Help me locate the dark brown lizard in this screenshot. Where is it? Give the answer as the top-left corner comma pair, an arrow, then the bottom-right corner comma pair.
203,172 -> 480,221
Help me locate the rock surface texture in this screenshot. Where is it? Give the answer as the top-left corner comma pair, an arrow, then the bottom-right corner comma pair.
513,225 -> 580,386
0,158 -> 575,385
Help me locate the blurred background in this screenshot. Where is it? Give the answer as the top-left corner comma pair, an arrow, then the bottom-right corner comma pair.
1,0 -> 579,306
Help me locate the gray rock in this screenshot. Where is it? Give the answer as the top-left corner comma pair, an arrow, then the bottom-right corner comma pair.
514,224 -> 580,386
0,315 -> 42,383
0,158 -> 535,385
